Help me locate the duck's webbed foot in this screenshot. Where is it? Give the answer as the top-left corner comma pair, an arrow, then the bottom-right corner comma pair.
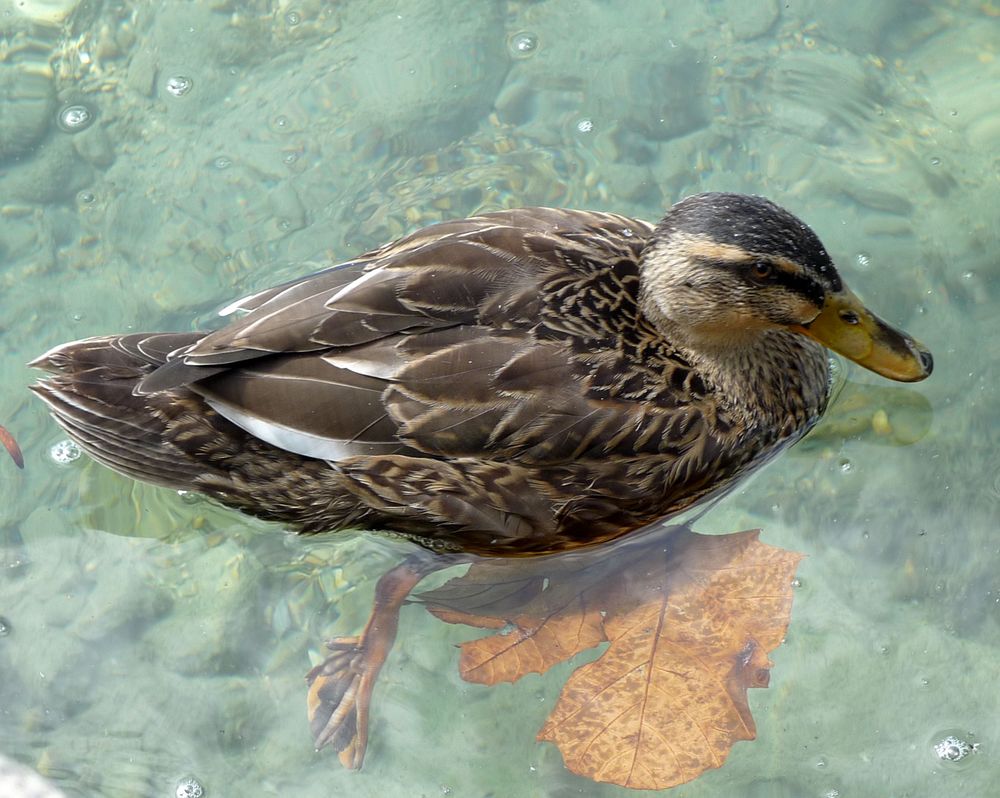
306,633 -> 373,769
306,552 -> 450,769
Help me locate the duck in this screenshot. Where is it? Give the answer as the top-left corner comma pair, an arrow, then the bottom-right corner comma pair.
30,192 -> 932,768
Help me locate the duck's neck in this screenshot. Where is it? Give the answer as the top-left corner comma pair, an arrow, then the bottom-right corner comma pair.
662,320 -> 832,427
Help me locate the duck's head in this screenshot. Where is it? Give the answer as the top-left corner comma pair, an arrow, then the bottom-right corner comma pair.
639,192 -> 933,382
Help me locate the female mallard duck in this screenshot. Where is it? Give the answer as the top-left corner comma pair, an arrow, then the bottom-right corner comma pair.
31,192 -> 932,766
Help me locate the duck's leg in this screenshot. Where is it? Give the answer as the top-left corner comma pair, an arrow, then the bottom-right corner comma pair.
306,551 -> 453,769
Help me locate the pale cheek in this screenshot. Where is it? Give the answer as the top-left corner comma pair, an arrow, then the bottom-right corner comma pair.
667,286 -> 726,325
688,302 -> 763,332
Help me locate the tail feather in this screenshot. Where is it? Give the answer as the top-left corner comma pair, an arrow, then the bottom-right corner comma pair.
29,332 -> 202,374
30,332 -> 217,490
32,385 -> 204,488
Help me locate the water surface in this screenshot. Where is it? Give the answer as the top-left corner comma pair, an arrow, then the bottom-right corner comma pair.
1,1 -> 997,796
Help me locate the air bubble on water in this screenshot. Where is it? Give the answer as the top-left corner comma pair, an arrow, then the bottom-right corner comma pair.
50,439 -> 82,465
576,118 -> 594,133
934,734 -> 977,763
508,31 -> 538,57
57,104 -> 94,132
175,777 -> 204,798
284,10 -> 301,26
165,76 -> 194,97
855,252 -> 871,270
213,156 -> 232,170
0,616 -> 10,637
838,459 -> 852,473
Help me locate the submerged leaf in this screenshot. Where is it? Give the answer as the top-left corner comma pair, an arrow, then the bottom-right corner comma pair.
422,525 -> 803,790
0,424 -> 23,469
539,529 -> 800,789
454,599 -> 605,685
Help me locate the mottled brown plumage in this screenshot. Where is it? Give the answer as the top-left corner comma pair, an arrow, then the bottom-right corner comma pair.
31,194 -> 931,555
30,192 -> 933,768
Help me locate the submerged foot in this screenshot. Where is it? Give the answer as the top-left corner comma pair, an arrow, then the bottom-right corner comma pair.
306,633 -> 381,769
305,552 -> 453,769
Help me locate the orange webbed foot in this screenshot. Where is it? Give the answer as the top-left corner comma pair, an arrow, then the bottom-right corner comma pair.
307,634 -> 380,769
305,552 -> 453,769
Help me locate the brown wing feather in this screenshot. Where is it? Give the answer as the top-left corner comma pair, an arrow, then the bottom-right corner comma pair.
193,355 -> 407,460
148,208 -> 651,371
131,208 -> 738,478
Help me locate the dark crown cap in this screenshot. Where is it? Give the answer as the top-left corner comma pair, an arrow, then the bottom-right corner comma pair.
657,193 -> 843,291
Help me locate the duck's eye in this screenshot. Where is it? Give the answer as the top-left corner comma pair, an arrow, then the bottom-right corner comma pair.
839,310 -> 860,325
749,260 -> 773,281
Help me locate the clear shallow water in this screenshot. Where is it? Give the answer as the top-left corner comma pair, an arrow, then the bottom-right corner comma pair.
1,1 -> 997,796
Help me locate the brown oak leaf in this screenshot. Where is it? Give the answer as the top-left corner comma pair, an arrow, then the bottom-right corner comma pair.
421,525 -> 803,790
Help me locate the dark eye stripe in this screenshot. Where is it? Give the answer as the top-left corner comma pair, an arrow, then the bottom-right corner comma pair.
770,268 -> 825,306
694,256 -> 827,307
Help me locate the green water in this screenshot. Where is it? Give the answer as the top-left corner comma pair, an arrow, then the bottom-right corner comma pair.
1,1 -> 997,796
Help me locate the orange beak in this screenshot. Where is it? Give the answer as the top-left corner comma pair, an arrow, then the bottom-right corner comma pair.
793,288 -> 933,383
